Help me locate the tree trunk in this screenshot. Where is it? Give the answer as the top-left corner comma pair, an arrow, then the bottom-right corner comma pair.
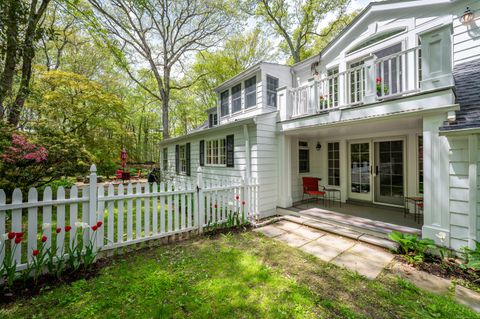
0,0 -> 21,120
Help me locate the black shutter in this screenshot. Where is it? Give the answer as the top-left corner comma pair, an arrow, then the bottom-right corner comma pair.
186,143 -> 191,176
175,144 -> 179,174
199,140 -> 205,166
226,134 -> 234,167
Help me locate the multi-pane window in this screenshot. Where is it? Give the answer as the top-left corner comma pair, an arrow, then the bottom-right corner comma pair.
299,141 -> 310,173
208,113 -> 218,127
162,148 -> 168,170
349,60 -> 365,104
244,76 -> 257,108
327,68 -> 339,107
418,135 -> 423,194
350,143 -> 370,193
328,142 -> 340,186
232,84 -> 242,113
220,90 -> 229,116
179,144 -> 187,174
266,75 -> 279,107
206,138 -> 226,165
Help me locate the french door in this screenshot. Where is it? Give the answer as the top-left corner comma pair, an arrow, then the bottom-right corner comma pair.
348,138 -> 406,206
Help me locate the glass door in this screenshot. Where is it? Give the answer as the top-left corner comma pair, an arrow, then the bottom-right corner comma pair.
349,142 -> 372,201
374,140 -> 404,205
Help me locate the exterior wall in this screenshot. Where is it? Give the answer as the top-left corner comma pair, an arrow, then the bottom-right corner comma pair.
453,0 -> 480,65
160,113 -> 279,217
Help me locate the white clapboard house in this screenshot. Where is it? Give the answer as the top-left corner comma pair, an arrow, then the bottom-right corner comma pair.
160,0 -> 480,250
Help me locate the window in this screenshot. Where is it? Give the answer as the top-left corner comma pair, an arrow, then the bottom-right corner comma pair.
299,141 -> 310,173
179,144 -> 187,174
327,68 -> 339,107
350,143 -> 370,193
244,76 -> 257,108
347,28 -> 406,54
206,138 -> 226,165
328,142 -> 340,186
349,60 -> 365,104
162,148 -> 168,170
220,90 -> 229,116
208,113 -> 218,127
418,135 -> 423,194
266,75 -> 279,107
232,84 -> 242,113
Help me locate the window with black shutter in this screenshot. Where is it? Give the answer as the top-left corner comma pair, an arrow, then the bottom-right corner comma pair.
199,140 -> 205,166
226,134 -> 234,167
220,90 -> 229,116
175,144 -> 180,174
186,143 -> 191,176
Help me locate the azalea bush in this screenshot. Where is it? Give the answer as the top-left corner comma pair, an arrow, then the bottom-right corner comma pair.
0,220 -> 103,289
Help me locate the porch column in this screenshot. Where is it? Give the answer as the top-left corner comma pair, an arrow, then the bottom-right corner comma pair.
467,134 -> 478,249
422,114 -> 450,245
277,134 -> 293,208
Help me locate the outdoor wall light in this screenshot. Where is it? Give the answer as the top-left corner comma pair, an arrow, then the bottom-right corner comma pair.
461,7 -> 474,24
316,142 -> 322,151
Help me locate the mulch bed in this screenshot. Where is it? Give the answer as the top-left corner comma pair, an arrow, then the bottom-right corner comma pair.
395,255 -> 480,292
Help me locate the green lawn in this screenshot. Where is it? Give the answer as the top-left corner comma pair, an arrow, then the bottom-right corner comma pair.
1,231 -> 478,319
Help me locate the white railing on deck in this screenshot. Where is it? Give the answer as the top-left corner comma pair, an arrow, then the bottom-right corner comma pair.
0,165 -> 259,272
289,46 -> 422,118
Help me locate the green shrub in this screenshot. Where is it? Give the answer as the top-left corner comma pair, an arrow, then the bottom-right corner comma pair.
461,241 -> 480,271
388,231 -> 436,263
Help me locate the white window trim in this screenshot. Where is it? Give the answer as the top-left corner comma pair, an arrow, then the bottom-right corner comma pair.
205,138 -> 227,167
179,144 -> 187,174
231,83 -> 242,114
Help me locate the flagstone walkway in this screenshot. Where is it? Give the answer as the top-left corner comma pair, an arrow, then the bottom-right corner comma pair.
253,220 -> 394,279
253,219 -> 480,312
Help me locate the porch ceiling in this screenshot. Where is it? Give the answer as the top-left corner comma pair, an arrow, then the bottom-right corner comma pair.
283,115 -> 422,139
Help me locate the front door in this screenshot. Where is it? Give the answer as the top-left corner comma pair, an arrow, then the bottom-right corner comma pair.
374,140 -> 404,205
349,142 -> 372,201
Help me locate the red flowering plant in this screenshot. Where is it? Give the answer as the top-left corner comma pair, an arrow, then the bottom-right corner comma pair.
29,234 -> 50,284
375,76 -> 389,96
82,221 -> 104,270
1,232 -> 24,287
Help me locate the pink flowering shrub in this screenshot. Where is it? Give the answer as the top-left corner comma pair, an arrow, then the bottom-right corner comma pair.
2,134 -> 48,164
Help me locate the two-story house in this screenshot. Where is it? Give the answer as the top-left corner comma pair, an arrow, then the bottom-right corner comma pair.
159,0 -> 480,251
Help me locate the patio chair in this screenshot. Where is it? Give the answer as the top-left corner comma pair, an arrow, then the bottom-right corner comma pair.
302,177 -> 326,206
115,170 -> 123,181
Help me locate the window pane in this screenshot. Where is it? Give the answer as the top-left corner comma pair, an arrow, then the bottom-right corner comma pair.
266,75 -> 279,107
221,90 -> 229,116
232,84 -> 241,113
299,149 -> 309,173
328,142 -> 340,186
245,76 -> 256,108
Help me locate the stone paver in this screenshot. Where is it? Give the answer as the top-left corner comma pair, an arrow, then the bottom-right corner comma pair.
347,243 -> 394,264
315,234 -> 355,251
253,225 -> 285,238
300,241 -> 345,262
274,220 -> 302,232
389,262 -> 451,294
276,232 -> 311,248
332,252 -> 386,279
291,226 -> 325,240
455,285 -> 480,313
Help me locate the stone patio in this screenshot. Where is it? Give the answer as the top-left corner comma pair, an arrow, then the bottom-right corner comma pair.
253,219 -> 480,313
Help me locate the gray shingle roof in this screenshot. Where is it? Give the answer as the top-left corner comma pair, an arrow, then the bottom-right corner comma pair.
440,58 -> 480,131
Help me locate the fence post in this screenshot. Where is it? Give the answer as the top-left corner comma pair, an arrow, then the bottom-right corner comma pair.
88,164 -> 98,248
196,166 -> 204,233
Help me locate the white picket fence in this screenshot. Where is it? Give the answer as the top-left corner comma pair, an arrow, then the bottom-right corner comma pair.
0,165 -> 259,271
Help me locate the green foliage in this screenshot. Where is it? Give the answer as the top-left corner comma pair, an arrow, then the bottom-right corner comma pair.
388,231 -> 436,263
462,241 -> 480,271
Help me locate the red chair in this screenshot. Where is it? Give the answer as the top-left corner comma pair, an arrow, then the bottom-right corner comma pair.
115,170 -> 123,180
302,177 -> 326,206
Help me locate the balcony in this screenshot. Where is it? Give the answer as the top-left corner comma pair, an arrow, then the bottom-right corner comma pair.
288,47 -> 423,119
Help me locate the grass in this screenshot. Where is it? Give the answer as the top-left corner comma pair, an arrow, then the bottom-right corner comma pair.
1,231 -> 478,319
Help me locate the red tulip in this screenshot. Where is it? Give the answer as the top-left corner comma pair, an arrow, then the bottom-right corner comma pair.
235,195 -> 240,200
41,235 -> 47,243
96,221 -> 103,228
56,227 -> 61,234
92,225 -> 98,231
65,226 -> 72,232
15,232 -> 23,239
7,232 -> 15,240
242,201 -> 246,206
214,203 -> 218,209
32,249 -> 39,256
14,237 -> 22,244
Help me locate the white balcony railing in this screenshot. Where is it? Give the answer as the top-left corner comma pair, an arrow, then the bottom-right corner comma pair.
289,47 -> 422,118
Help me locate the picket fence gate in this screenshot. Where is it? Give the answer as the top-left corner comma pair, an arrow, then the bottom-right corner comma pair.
0,165 -> 259,271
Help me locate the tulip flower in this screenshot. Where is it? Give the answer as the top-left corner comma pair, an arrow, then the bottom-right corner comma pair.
96,221 -> 103,228
14,237 -> 22,244
32,249 -> 39,256
92,225 -> 98,231
41,235 -> 47,243
7,232 -> 15,240
65,226 -> 72,232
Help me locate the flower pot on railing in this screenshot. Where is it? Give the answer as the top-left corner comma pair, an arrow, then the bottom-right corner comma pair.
376,77 -> 389,97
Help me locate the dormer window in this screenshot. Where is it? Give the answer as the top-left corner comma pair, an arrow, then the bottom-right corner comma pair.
220,90 -> 229,116
208,113 -> 218,127
232,84 -> 242,113
245,76 -> 257,108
